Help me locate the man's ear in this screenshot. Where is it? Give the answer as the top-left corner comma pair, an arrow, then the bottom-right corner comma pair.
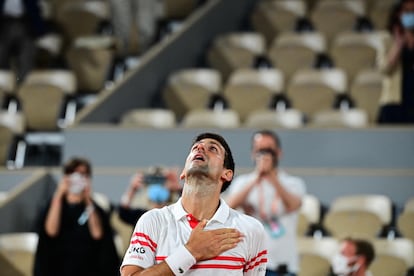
179,169 -> 185,180
222,169 -> 233,182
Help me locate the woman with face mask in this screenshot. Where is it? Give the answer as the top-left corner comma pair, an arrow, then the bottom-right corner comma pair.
329,238 -> 375,276
33,157 -> 121,276
378,0 -> 414,124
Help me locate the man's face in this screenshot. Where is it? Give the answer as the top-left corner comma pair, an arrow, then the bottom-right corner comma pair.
252,134 -> 280,168
181,138 -> 232,185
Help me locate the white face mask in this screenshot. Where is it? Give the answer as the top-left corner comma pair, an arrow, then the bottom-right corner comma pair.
332,253 -> 360,275
69,173 -> 87,194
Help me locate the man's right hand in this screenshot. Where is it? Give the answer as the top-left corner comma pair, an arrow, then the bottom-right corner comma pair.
185,219 -> 244,261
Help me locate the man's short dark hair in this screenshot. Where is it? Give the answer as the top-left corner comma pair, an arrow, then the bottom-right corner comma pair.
252,129 -> 282,149
192,132 -> 235,192
354,239 -> 375,267
63,157 -> 92,177
343,237 -> 375,267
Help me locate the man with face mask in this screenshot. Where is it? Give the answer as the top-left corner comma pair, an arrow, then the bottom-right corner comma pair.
329,238 -> 375,276
378,0 -> 414,124
226,129 -> 306,276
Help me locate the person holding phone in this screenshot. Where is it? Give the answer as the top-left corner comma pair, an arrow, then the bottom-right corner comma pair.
118,167 -> 183,226
226,129 -> 306,276
378,0 -> 414,124
33,157 -> 120,276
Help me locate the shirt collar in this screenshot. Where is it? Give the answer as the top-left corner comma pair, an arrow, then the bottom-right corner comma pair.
172,197 -> 229,225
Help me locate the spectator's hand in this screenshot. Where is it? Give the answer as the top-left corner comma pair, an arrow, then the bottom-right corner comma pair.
255,152 -> 274,177
164,167 -> 182,192
185,219 -> 244,261
393,25 -> 405,47
56,176 -> 70,198
82,178 -> 93,204
129,172 -> 145,192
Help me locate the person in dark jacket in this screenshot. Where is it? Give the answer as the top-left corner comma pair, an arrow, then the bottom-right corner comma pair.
33,157 -> 120,276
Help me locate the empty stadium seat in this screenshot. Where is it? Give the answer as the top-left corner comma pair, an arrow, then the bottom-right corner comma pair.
244,109 -> 305,129
0,70 -> 15,95
297,194 -> 322,236
120,109 -> 177,128
323,194 -> 393,239
350,69 -> 384,122
163,68 -> 222,120
369,0 -> 396,30
223,68 -> 285,121
0,124 -> 15,166
55,0 -> 111,42
66,35 -> 116,93
0,232 -> 38,276
287,68 -> 348,119
251,0 -> 308,43
180,109 -> 241,128
330,31 -> 391,83
297,236 -> 340,276
370,238 -> 414,276
267,31 -> 328,81
207,32 -> 266,79
310,0 -> 366,43
397,197 -> 414,242
309,108 -> 369,128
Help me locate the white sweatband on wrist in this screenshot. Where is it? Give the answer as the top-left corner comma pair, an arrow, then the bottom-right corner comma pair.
165,245 -> 196,275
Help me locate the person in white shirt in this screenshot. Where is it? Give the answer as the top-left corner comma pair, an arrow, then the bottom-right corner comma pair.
226,129 -> 306,276
120,132 -> 268,275
329,237 -> 375,276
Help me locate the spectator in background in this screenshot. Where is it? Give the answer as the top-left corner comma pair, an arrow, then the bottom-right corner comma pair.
226,129 -> 306,276
118,166 -> 182,226
120,132 -> 267,275
329,237 -> 375,276
378,0 -> 414,124
0,0 -> 48,83
33,157 -> 120,276
108,0 -> 164,56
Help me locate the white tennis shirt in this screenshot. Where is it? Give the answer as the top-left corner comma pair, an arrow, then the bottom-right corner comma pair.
121,198 -> 267,275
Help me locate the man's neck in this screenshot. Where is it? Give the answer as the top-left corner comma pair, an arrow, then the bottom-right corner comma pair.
181,182 -> 221,221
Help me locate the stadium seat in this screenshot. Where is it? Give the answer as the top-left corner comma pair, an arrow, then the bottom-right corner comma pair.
163,0 -> 197,20
309,108 -> 369,128
0,232 -> 38,276
370,238 -> 414,276
0,70 -> 15,95
0,124 -> 15,166
397,197 -> 414,242
207,32 -> 266,79
244,109 -> 305,129
66,35 -> 116,93
297,236 -> 340,276
310,0 -> 366,43
23,69 -> 77,95
323,194 -> 393,239
330,31 -> 391,83
350,69 -> 384,123
267,31 -> 328,81
0,70 -> 16,111
297,194 -> 322,236
120,109 -> 177,128
55,0 -> 111,42
180,109 -> 241,129
369,0 -> 396,30
287,68 -> 348,119
223,68 -> 285,121
163,68 -> 222,120
251,0 -> 308,43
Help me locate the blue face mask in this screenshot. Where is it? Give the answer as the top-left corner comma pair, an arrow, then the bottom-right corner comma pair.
401,12 -> 414,30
